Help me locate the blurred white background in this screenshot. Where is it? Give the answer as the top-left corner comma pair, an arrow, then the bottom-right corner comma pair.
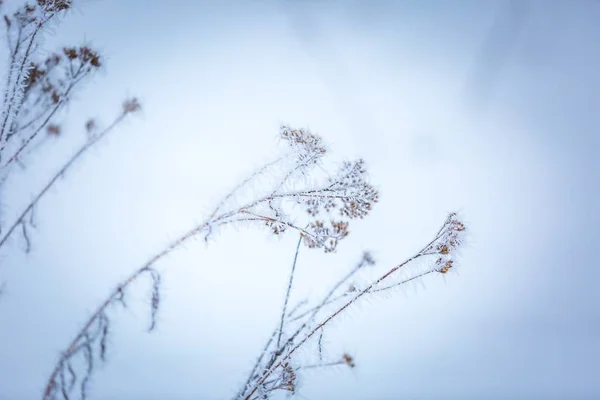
1,1 -> 599,399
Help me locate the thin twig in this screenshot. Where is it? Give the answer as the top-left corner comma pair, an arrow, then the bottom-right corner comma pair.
1,71 -> 89,169
243,217 -> 457,399
299,360 -> 345,370
208,157 -> 283,220
0,16 -> 51,147
244,252 -> 425,400
0,111 -> 128,252
277,235 -> 302,348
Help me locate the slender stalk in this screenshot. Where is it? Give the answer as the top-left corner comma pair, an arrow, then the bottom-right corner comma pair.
42,220 -> 210,398
0,16 -> 50,147
42,159 -> 344,397
287,268 -> 438,324
0,112 -> 127,251
243,216 -> 460,399
243,253 -> 424,400
0,73 -> 85,171
298,360 -> 345,370
277,235 -> 302,348
208,157 -> 283,220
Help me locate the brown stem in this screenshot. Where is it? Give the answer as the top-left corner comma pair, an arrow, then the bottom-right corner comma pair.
244,253 -> 424,400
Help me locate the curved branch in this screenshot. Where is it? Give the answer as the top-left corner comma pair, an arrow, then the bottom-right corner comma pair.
0,111 -> 128,252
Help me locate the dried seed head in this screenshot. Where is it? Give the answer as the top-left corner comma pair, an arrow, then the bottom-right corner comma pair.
25,64 -> 45,88
79,46 -> 101,67
343,353 -> 355,368
281,362 -> 297,394
303,220 -> 349,253
298,159 -> 379,222
123,98 -> 141,114
439,260 -> 453,274
63,47 -> 78,60
438,244 -> 449,255
85,119 -> 96,133
280,125 -> 327,164
47,124 -> 60,136
361,251 -> 376,267
265,219 -> 287,235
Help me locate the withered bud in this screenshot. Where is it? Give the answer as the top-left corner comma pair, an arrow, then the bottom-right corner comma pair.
25,64 -> 45,87
439,260 -> 453,274
63,47 -> 77,60
85,119 -> 96,133
438,244 -> 449,255
79,46 -> 101,67
45,53 -> 61,68
47,124 -> 60,136
343,353 -> 355,368
122,98 -> 141,114
453,221 -> 466,232
361,251 -> 376,266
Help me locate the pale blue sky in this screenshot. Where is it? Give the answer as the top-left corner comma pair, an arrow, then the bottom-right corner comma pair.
1,1 -> 599,399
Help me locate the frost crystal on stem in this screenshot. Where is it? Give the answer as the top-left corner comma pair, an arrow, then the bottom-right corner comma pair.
42,125 -> 379,399
238,213 -> 467,400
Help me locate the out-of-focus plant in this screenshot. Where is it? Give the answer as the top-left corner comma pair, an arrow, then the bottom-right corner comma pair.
0,0 -> 139,258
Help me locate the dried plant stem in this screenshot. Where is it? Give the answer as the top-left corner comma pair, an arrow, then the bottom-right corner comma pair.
42,182 -> 339,396
0,17 -> 50,148
242,216 -> 463,399
43,127 -> 382,398
1,69 -> 88,170
299,360 -> 345,370
237,330 -> 278,400
294,254 -> 363,325
277,235 -> 302,348
288,268 -> 438,324
244,253 -> 425,400
0,111 -> 128,252
42,220 -> 210,398
208,157 -> 283,220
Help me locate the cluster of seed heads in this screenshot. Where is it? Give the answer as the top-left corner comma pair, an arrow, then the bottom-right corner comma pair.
269,127 -> 380,252
422,212 -> 466,274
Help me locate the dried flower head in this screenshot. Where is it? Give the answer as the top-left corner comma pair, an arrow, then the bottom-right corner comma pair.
123,98 -> 141,114
280,125 -> 327,164
280,362 -> 297,394
438,260 -> 453,274
423,213 -> 467,274
63,47 -> 78,60
85,119 -> 96,133
361,251 -> 376,267
302,220 -> 349,253
343,353 -> 356,368
46,124 -> 60,136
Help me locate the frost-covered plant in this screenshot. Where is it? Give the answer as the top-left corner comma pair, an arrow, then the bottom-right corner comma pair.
42,125 -> 379,399
238,213 -> 467,400
0,1 -> 140,256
